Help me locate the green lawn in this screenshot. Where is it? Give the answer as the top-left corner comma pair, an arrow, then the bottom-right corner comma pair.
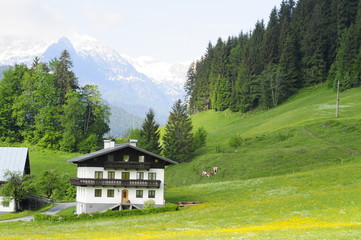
0,204 -> 53,221
0,159 -> 360,239
56,206 -> 76,216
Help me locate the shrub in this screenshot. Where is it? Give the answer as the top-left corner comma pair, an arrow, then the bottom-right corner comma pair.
34,204 -> 179,223
193,127 -> 207,149
144,200 -> 155,208
215,145 -> 224,153
277,132 -> 293,141
228,135 -> 243,148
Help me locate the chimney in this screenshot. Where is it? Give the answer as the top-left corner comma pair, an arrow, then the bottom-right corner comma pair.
104,140 -> 115,149
129,139 -> 138,147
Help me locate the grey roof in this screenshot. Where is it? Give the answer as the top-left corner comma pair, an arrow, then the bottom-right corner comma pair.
0,147 -> 29,182
67,143 -> 178,165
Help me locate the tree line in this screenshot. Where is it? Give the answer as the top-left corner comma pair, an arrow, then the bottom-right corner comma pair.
0,50 -> 110,153
185,0 -> 361,113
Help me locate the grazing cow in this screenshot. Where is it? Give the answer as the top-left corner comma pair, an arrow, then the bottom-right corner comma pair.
208,171 -> 215,177
202,168 -> 219,177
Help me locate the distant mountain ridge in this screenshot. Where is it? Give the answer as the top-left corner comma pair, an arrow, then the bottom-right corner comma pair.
123,55 -> 188,102
0,34 -> 189,136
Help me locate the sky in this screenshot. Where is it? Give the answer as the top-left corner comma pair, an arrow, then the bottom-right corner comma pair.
0,0 -> 284,62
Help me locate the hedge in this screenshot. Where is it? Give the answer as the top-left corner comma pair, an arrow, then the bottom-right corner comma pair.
34,204 -> 179,223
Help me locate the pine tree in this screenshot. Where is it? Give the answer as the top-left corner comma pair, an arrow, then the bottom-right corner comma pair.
337,0 -> 359,38
139,109 -> 161,154
162,100 -> 194,163
261,7 -> 280,66
53,50 -> 78,103
209,38 -> 230,110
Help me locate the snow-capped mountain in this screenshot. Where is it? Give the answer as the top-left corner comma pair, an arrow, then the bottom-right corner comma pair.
0,34 -> 188,136
123,55 -> 189,102
0,37 -> 53,65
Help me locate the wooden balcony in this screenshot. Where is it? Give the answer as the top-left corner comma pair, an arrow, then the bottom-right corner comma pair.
70,178 -> 161,188
104,162 -> 151,170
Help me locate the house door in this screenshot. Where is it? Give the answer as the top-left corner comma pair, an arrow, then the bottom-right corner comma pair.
122,189 -> 129,203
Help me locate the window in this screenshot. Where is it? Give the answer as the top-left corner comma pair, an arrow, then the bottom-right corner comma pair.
108,171 -> 115,179
107,154 -> 114,162
154,159 -> 158,163
95,189 -> 102,197
136,190 -> 143,198
95,171 -> 103,179
107,189 -> 114,197
136,172 -> 144,180
139,155 -> 144,162
148,190 -> 155,198
2,201 -> 9,207
148,172 -> 156,180
122,172 -> 130,180
123,155 -> 129,162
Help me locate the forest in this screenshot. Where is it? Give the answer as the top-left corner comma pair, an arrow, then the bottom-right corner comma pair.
185,0 -> 361,113
0,50 -> 110,153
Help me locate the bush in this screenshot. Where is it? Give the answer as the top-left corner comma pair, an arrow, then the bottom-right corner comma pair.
228,135 -> 243,148
34,204 -> 179,223
193,127 -> 207,149
215,145 -> 224,153
144,200 -> 155,208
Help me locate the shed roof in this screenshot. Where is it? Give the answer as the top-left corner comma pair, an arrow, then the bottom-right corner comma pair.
67,143 -> 178,165
0,147 -> 30,182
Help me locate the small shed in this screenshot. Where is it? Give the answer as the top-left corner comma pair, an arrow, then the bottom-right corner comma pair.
0,147 -> 30,212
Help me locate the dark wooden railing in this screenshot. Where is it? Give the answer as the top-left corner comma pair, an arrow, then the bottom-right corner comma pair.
104,162 -> 151,170
70,178 -> 161,188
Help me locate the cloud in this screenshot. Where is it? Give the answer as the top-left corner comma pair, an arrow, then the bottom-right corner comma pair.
0,0 -> 72,39
82,2 -> 123,31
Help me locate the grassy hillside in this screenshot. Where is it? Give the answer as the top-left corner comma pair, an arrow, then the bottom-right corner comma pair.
29,147 -> 78,176
166,84 -> 361,186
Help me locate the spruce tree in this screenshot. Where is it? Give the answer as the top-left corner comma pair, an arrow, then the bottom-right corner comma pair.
261,7 -> 280,66
139,109 -> 161,154
53,50 -> 78,103
162,100 -> 194,163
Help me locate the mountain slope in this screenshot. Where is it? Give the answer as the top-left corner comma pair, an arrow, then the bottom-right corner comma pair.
124,55 -> 189,102
41,37 -> 171,116
166,84 -> 361,186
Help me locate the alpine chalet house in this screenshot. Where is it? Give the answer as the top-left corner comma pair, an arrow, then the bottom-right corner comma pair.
0,147 -> 31,212
68,140 -> 178,214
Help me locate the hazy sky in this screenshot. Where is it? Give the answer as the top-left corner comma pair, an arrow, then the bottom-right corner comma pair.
0,0 -> 284,62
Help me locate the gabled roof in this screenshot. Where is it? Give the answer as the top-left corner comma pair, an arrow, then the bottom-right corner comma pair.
67,143 -> 178,165
0,147 -> 30,182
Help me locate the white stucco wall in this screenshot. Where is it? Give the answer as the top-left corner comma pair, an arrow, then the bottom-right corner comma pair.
0,196 -> 16,212
76,167 -> 165,214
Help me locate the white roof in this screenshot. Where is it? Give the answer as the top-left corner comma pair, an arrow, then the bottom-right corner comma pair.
0,147 -> 29,182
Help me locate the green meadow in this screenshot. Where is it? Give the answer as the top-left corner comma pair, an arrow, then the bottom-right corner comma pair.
1,84 -> 361,239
